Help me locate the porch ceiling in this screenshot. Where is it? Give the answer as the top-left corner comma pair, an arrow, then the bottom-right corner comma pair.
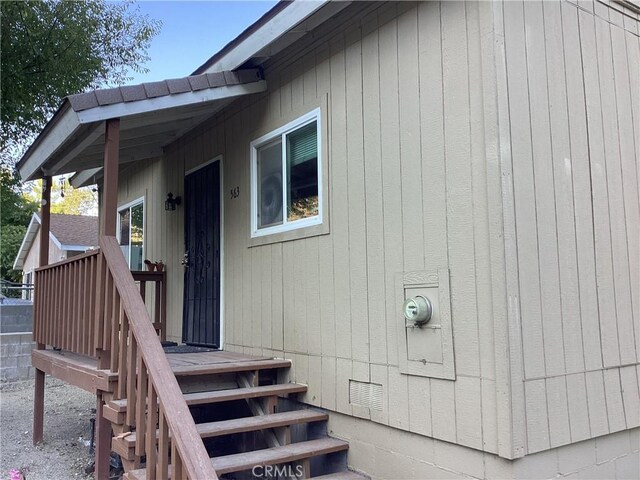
16,69 -> 267,182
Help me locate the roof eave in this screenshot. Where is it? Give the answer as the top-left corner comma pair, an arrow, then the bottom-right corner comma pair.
16,78 -> 267,182
17,104 -> 81,181
194,1 -> 351,73
12,213 -> 41,270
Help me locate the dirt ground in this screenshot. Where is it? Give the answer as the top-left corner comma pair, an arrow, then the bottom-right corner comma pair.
0,377 -> 96,480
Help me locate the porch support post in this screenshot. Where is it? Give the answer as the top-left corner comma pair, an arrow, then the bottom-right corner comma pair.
33,175 -> 51,445
101,118 -> 120,237
95,118 -> 119,478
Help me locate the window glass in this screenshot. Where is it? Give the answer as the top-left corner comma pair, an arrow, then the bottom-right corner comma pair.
286,121 -> 318,222
130,203 -> 144,271
119,208 -> 131,265
118,200 -> 144,270
257,139 -> 283,228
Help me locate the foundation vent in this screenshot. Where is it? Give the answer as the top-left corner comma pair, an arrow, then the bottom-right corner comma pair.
349,380 -> 383,411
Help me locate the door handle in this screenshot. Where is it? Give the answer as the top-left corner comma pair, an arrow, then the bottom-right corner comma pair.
181,252 -> 189,267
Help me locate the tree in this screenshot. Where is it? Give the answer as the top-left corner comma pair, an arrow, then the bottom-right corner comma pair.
0,167 -> 39,284
1,0 -> 160,159
25,177 -> 98,216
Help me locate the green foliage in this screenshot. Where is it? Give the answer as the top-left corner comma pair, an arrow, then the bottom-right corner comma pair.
0,167 -> 38,283
26,178 -> 98,215
1,0 -> 160,156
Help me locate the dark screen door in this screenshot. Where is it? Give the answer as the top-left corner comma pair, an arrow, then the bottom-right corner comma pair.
182,161 -> 221,347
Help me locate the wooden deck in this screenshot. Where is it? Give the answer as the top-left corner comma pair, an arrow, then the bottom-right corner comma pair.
33,348 -> 281,394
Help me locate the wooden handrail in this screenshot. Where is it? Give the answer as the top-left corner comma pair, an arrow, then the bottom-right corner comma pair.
100,236 -> 218,479
35,249 -> 100,272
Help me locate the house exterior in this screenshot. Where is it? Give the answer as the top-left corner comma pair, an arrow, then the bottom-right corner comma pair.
16,1 -> 639,479
13,213 -> 99,297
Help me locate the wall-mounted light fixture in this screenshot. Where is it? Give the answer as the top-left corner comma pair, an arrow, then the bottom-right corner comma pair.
165,192 -> 181,211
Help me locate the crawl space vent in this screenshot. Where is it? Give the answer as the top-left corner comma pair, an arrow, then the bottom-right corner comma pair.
349,380 -> 383,411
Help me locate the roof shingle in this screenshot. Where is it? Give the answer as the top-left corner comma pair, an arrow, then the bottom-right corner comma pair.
49,214 -> 99,248
65,69 -> 264,113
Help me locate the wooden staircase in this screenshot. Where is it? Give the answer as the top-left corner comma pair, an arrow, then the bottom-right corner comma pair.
104,356 -> 364,479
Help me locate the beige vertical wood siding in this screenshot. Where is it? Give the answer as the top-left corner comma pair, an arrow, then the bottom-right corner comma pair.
500,0 -> 640,454
154,1 -> 507,457
112,0 -> 639,461
22,231 -> 67,272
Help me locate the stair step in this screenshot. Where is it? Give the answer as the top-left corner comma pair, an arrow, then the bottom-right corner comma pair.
108,383 -> 307,413
125,438 -> 349,479
311,471 -> 370,479
118,410 -> 328,448
212,438 -> 349,474
171,358 -> 291,376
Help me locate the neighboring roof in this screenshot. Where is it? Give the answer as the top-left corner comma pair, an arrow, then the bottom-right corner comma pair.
13,213 -> 99,270
16,69 -> 266,181
50,213 -> 99,248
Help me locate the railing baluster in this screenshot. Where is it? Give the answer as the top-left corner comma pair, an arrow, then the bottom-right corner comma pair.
86,257 -> 93,355
135,355 -> 147,457
160,273 -> 166,342
103,270 -> 113,352
154,281 -> 161,337
56,265 -> 64,349
61,264 -> 69,349
171,443 -> 183,480
72,261 -> 78,352
52,269 -> 58,346
81,258 -> 88,355
126,331 -> 137,428
158,405 -> 169,479
117,309 -> 129,399
33,271 -> 40,344
45,269 -> 51,346
94,253 -> 105,355
88,255 -> 96,354
111,295 -> 121,374
146,373 -> 158,480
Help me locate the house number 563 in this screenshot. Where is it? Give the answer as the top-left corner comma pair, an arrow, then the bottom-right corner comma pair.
230,186 -> 240,199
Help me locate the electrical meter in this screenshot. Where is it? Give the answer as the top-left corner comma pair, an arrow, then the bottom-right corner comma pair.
403,295 -> 433,327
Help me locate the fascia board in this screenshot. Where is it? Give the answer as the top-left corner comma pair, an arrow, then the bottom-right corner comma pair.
76,81 -> 267,124
202,1 -> 331,72
19,108 -> 81,181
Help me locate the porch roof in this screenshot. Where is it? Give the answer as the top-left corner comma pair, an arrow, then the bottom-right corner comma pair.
16,69 -> 266,182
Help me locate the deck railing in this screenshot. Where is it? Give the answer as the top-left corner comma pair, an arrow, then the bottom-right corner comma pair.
132,271 -> 166,342
33,237 -> 217,479
33,249 -> 102,356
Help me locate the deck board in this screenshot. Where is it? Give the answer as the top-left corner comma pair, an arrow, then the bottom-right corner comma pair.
166,350 -> 271,368
32,349 -> 116,393
34,348 -> 279,394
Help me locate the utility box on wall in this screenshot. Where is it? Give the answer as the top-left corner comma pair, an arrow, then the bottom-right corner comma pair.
396,269 -> 455,380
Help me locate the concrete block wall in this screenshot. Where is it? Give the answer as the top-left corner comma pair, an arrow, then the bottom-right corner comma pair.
0,332 -> 35,382
329,412 -> 639,479
0,304 -> 33,333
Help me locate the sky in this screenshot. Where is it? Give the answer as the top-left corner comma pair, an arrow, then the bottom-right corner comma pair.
128,1 -> 279,84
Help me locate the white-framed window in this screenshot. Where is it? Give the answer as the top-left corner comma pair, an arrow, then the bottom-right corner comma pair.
250,108 -> 322,237
117,197 -> 144,271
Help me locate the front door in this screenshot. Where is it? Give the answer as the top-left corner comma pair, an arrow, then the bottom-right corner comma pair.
182,160 -> 221,348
